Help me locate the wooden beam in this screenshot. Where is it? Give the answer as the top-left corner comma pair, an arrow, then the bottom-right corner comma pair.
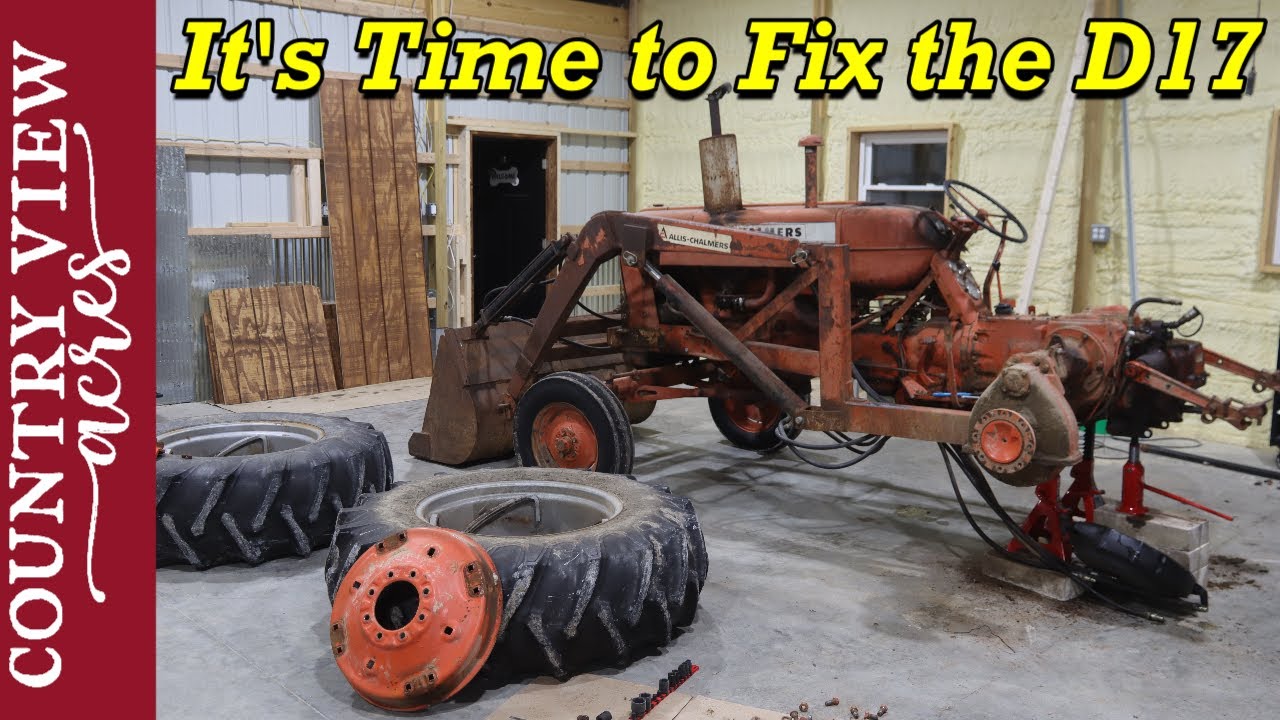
248,0 -> 627,50
157,53 -> 628,109
157,139 -> 322,160
1261,107 -> 1280,274
562,160 -> 629,174
810,0 -> 831,201
450,116 -> 636,139
431,0 -> 451,321
290,161 -> 307,224
254,0 -> 426,18
187,225 -> 436,238
189,225 -> 328,238
582,284 -> 622,298
306,157 -> 323,225
448,0 -> 626,39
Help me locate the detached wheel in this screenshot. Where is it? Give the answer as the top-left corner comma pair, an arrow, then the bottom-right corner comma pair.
709,394 -> 800,453
514,372 -> 633,473
156,412 -> 392,569
325,468 -> 708,678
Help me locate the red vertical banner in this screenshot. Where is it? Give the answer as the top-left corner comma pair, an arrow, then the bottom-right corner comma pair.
3,4 -> 157,714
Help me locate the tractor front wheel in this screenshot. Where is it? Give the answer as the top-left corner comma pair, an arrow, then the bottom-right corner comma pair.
514,372 -> 634,474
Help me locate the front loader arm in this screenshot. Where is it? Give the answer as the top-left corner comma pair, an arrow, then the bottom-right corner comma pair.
504,212 -> 625,402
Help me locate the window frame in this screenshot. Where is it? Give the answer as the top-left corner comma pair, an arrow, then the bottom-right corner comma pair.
1261,109 -> 1280,274
848,124 -> 956,210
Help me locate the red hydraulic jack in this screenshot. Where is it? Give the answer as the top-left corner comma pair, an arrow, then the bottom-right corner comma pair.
1118,437 -> 1234,521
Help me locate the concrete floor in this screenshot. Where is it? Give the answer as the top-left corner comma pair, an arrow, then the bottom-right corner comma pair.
157,395 -> 1280,719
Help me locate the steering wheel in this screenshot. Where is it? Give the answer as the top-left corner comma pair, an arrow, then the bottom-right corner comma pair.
943,179 -> 1028,244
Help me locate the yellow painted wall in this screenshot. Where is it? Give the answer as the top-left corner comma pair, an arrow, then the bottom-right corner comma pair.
634,0 -> 1279,448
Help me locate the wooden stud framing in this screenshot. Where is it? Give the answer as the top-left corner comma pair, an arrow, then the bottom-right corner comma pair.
1261,108 -> 1280,274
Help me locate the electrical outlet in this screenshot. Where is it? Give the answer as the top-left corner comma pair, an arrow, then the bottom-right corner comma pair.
1090,224 -> 1111,244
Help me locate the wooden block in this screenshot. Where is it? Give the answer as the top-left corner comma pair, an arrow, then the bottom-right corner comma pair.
319,80 -> 369,387
366,95 -> 411,382
205,291 -> 242,404
277,284 -> 319,397
303,286 -> 339,393
389,83 -> 434,378
342,79 -> 391,384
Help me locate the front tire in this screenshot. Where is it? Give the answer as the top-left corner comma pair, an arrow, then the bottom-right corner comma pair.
514,372 -> 634,473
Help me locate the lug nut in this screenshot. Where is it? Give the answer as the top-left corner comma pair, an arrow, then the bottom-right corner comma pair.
863,712 -> 875,719
597,713 -> 612,720
878,705 -> 888,717
790,712 -> 800,719
579,715 -> 590,720
825,698 -> 840,707
849,707 -> 859,718
799,703 -> 810,712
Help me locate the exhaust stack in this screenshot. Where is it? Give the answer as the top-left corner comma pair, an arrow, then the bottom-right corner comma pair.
799,135 -> 822,208
699,83 -> 742,215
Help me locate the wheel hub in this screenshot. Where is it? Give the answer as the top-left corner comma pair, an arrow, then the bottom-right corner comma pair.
531,402 -> 598,469
722,396 -> 780,434
329,527 -> 502,712
971,408 -> 1036,475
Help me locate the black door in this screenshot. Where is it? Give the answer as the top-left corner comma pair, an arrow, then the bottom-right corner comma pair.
471,136 -> 548,320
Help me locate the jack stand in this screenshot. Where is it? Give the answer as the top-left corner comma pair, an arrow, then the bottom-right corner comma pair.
1007,471 -> 1071,562
1118,436 -> 1149,516
1061,425 -> 1102,522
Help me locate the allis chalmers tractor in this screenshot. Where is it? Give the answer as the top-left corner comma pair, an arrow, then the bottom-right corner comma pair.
413,88 -> 1280,611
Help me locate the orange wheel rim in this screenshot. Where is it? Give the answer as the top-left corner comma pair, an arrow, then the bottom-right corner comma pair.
329,528 -> 502,712
980,419 -> 1024,465
531,402 -> 598,469
722,397 -> 781,434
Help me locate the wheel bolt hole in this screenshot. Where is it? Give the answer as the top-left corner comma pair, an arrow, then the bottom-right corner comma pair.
443,626 -> 454,636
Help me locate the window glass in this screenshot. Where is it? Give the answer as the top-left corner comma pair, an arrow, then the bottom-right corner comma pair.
869,142 -> 947,186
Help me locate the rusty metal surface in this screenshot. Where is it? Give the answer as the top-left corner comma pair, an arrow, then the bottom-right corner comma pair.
414,139 -> 1277,474
699,134 -> 743,214
967,357 -> 1081,487
330,527 -> 502,712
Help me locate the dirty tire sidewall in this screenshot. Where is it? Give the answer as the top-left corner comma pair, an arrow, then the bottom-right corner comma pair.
156,412 -> 392,569
514,372 -> 634,474
325,468 -> 708,677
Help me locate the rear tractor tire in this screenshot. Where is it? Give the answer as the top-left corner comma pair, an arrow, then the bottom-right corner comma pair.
324,468 -> 708,678
514,372 -> 634,474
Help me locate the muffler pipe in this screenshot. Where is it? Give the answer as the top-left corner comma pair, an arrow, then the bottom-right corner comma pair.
799,135 -> 822,208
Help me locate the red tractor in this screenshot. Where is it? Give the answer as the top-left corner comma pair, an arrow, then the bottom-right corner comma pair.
414,89 -> 1279,612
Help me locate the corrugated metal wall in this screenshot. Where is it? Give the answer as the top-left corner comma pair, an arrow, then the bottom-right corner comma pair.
156,0 -> 627,328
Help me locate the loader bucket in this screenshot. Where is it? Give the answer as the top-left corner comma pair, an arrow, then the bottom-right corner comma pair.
410,324 -> 527,465
410,321 -> 627,465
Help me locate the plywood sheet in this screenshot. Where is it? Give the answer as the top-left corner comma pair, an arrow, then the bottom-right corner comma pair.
320,79 -> 433,388
205,285 -> 337,404
484,674 -> 780,720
